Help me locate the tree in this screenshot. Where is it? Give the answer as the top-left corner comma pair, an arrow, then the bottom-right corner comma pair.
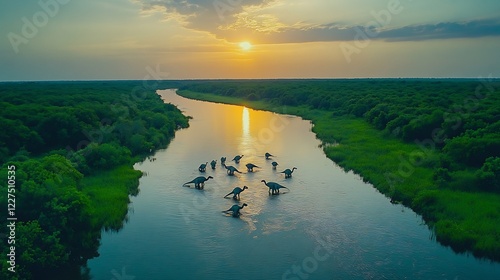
475,157 -> 500,191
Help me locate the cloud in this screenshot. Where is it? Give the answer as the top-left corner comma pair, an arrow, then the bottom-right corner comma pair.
378,18 -> 500,41
133,0 -> 500,44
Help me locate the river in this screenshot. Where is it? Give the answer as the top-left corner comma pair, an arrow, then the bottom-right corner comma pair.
86,89 -> 500,279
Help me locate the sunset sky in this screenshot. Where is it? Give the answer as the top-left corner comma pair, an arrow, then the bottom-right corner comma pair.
1,0 -> 499,80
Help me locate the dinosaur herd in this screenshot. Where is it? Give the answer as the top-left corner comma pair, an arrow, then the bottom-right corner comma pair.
183,152 -> 297,217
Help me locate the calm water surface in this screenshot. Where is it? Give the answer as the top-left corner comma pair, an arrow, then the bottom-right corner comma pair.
87,89 -> 500,279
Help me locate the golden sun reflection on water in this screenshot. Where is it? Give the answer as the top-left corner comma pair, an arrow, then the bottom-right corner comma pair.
242,107 -> 250,135
239,106 -> 255,156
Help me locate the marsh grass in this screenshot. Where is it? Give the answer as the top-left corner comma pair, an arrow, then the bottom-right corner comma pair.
81,165 -> 142,231
177,89 -> 500,261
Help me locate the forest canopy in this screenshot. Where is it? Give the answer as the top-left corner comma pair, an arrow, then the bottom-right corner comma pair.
0,81 -> 188,279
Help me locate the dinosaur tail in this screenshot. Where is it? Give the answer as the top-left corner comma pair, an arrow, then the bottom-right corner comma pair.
224,192 -> 233,198
183,181 -> 193,186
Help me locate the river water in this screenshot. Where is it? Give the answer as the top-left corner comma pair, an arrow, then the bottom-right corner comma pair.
87,89 -> 500,279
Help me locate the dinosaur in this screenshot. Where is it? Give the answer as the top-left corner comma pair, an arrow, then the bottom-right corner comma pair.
224,186 -> 248,199
221,157 -> 227,165
245,163 -> 259,172
210,160 -> 217,170
261,180 -> 288,195
281,167 -> 297,178
183,176 -> 213,189
271,161 -> 279,169
198,162 -> 208,172
223,203 -> 248,217
223,164 -> 243,175
232,155 -> 244,163
265,152 -> 274,160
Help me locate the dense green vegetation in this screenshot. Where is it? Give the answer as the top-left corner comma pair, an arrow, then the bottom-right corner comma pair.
171,78 -> 500,261
0,79 -> 498,279
0,81 -> 188,279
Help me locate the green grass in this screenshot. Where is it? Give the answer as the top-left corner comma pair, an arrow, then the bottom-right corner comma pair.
178,90 -> 271,109
80,165 -> 142,231
177,89 -> 500,262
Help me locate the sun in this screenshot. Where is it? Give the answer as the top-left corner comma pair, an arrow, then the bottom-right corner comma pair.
239,41 -> 252,51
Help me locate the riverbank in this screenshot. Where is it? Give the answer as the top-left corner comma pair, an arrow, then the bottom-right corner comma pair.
176,89 -> 500,262
81,165 -> 143,231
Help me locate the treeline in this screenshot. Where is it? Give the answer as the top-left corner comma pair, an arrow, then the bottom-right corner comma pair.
176,79 -> 500,192
0,81 -> 188,170
0,81 -> 188,279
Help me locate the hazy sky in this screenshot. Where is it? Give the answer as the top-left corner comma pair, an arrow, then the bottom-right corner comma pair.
1,0 -> 499,80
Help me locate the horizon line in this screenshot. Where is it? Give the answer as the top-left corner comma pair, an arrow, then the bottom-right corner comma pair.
1,77 -> 499,83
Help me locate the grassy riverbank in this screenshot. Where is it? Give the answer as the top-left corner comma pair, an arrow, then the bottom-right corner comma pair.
176,88 -> 500,262
81,165 -> 143,231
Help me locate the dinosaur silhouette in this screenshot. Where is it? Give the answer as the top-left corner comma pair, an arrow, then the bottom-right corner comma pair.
265,152 -> 274,159
271,161 -> 279,169
183,176 -> 213,189
223,163 -> 243,176
245,163 -> 259,172
223,203 -> 248,217
220,157 -> 227,166
210,160 -> 217,170
232,155 -> 244,163
261,180 -> 288,195
198,162 -> 208,172
224,186 -> 248,199
281,167 -> 297,178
